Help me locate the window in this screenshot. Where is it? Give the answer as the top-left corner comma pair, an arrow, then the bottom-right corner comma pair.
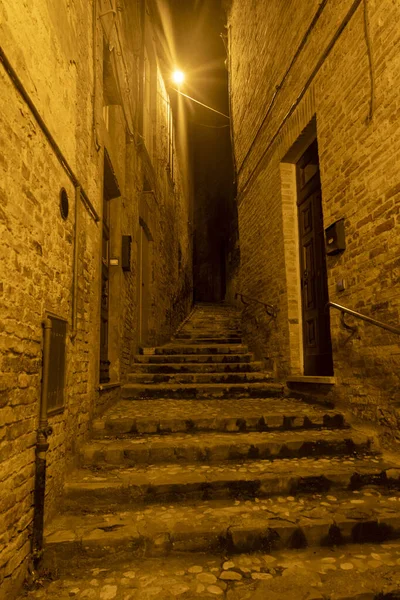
47,315 -> 67,414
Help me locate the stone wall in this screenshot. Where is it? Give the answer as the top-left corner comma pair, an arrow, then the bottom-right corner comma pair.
0,0 -> 192,596
227,0 -> 400,437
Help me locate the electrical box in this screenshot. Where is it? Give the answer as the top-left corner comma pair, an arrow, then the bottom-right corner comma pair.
325,218 -> 346,255
121,235 -> 132,271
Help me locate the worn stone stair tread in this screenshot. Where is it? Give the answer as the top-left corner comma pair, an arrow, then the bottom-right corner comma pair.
174,332 -> 242,337
92,398 -> 347,436
121,382 -> 285,399
64,455 -> 400,510
80,429 -> 372,466
126,372 -> 274,384
129,361 -> 265,373
45,490 -> 400,557
152,344 -> 249,355
134,353 -> 255,364
35,543 -> 400,600
172,337 -> 243,344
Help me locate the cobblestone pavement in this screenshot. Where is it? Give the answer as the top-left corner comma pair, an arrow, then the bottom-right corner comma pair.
93,398 -> 342,423
27,305 -> 400,600
21,542 -> 400,600
69,454 -> 389,487
45,487 -> 400,554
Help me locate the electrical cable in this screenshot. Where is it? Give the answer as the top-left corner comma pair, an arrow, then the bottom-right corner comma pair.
238,0 -> 364,202
172,88 -> 230,119
363,0 -> 375,122
92,0 -> 101,151
190,121 -> 230,128
237,0 -> 330,177
99,0 -> 139,141
0,45 -> 100,223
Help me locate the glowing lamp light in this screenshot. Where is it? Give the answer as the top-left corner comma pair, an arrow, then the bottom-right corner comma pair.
172,70 -> 185,85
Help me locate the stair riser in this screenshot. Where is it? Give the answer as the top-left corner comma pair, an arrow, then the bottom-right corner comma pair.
80,437 -> 370,467
173,337 -> 242,344
154,346 -> 248,355
92,414 -> 346,437
63,469 -> 396,514
121,385 -> 284,400
44,514 -> 400,565
134,354 -> 254,364
129,362 -> 264,374
126,373 -> 273,384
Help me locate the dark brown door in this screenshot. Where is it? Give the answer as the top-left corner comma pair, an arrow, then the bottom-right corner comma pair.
297,140 -> 333,376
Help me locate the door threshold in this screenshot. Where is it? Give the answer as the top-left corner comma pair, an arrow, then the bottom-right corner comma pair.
287,375 -> 336,385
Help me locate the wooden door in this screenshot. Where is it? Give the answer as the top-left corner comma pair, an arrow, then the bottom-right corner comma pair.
297,141 -> 333,376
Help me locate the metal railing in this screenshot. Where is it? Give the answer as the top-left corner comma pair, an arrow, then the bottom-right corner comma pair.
326,302 -> 400,336
235,292 -> 277,318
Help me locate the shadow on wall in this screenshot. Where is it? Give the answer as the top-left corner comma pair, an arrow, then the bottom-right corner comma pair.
239,302 -> 278,374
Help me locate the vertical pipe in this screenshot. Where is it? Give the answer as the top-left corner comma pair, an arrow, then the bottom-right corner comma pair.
138,0 -> 146,139
32,318 -> 53,565
70,185 -> 80,340
93,0 -> 101,151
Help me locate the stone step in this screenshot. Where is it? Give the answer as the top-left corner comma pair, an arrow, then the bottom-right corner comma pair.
134,353 -> 255,364
79,429 -> 372,468
174,331 -> 241,337
92,398 -> 347,437
152,344 -> 249,355
178,328 -> 241,334
126,371 -> 273,385
63,455 -> 400,513
45,490 -> 400,562
129,361 -> 265,373
37,542 -> 400,599
121,382 -> 285,400
171,337 -> 243,344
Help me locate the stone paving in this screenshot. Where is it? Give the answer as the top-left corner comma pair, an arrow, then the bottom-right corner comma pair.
91,398 -> 346,436
93,398 -> 344,427
45,488 -> 400,561
21,543 -> 400,599
64,454 -> 400,511
27,304 -> 400,600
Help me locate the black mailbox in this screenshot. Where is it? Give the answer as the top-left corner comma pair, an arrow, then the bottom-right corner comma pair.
121,235 -> 132,271
325,218 -> 346,255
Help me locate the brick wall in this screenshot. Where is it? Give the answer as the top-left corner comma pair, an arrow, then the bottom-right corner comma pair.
0,0 -> 192,596
227,0 -> 400,438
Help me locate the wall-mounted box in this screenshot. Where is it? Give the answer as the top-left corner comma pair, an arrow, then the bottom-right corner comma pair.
325,218 -> 346,255
121,235 -> 132,271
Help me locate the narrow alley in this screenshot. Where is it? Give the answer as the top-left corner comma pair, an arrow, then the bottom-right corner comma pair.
1,0 -> 400,599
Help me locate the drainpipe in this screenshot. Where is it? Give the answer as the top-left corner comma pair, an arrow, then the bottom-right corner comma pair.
70,185 -> 80,341
138,0 -> 146,141
32,318 -> 53,567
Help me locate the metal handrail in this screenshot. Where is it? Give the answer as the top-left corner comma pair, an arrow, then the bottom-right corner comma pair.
326,302 -> 400,336
235,292 -> 277,318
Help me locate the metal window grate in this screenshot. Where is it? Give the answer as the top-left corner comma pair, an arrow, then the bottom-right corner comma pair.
47,316 -> 67,414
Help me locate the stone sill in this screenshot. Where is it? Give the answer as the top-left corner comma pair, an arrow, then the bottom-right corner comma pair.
98,381 -> 121,392
287,376 -> 336,385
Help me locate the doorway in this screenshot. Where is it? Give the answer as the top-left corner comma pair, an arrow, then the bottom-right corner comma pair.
100,190 -> 111,383
297,140 -> 333,376
138,219 -> 151,345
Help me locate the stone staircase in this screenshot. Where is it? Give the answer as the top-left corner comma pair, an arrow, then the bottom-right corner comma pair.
40,303 -> 400,600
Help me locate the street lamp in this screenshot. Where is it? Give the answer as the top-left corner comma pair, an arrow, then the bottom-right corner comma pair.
170,70 -> 230,120
172,70 -> 185,85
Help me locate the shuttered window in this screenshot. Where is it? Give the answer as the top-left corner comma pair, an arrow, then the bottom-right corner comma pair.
47,315 -> 67,414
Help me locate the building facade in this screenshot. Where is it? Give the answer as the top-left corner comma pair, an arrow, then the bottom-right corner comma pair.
0,0 -> 193,595
226,0 -> 400,436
